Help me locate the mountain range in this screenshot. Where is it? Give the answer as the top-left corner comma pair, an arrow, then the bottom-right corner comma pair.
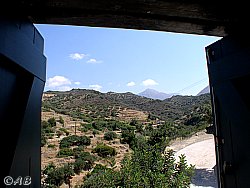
138,88 -> 177,100
196,86 -> 210,96
138,86 -> 210,100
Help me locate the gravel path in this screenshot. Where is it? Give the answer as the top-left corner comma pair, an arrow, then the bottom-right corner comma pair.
169,131 -> 218,188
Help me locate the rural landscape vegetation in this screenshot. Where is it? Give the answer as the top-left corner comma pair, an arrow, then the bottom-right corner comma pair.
41,88 -> 213,188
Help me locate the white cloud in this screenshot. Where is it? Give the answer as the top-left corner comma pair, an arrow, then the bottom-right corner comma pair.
47,76 -> 71,88
142,79 -> 159,86
74,81 -> 81,85
87,58 -> 102,64
69,53 -> 87,60
127,81 -> 136,87
56,86 -> 72,91
89,84 -> 102,91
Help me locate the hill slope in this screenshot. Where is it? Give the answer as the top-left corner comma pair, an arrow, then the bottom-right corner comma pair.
41,89 -> 212,187
42,89 -> 211,122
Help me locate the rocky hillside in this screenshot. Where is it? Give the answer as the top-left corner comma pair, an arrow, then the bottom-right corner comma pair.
41,89 -> 212,187
42,89 -> 211,122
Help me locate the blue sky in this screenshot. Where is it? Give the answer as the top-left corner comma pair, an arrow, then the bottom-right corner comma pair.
35,24 -> 220,96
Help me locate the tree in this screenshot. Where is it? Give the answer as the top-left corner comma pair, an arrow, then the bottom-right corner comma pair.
81,147 -> 194,188
104,131 -> 117,141
79,136 -> 91,146
110,111 -> 117,117
129,119 -> 138,126
92,129 -> 99,137
59,135 -> 79,148
43,164 -> 64,187
61,164 -> 74,188
74,151 -> 96,174
72,149 -> 96,174
120,130 -> 136,147
57,148 -> 74,158
42,120 -> 50,129
148,113 -> 157,120
59,135 -> 91,148
129,119 -> 143,133
48,117 -> 56,127
92,143 -> 117,157
41,130 -> 47,147
86,164 -> 108,178
43,163 -> 74,188
73,159 -> 87,174
81,117 -> 195,188
72,146 -> 85,158
43,163 -> 56,176
58,116 -> 64,126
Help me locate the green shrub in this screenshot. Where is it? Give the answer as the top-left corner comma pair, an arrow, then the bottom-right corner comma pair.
74,158 -> 94,174
120,130 -> 136,147
73,159 -> 88,174
58,116 -> 64,125
85,164 -> 109,179
104,131 -> 117,141
73,151 -> 96,174
81,148 -> 194,188
42,120 -> 50,129
72,146 -> 85,157
57,148 -> 74,157
41,130 -> 47,147
59,135 -> 91,148
48,144 -> 56,148
42,120 -> 56,135
59,135 -> 79,148
92,143 -> 117,157
79,136 -> 91,146
43,163 -> 74,187
48,117 -> 56,127
59,128 -> 69,135
92,129 -> 99,136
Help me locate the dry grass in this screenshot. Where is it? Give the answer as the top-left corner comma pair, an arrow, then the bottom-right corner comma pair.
41,111 -> 132,187
118,108 -> 148,121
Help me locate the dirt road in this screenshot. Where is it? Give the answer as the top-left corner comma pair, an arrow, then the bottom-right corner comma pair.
169,131 -> 218,188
